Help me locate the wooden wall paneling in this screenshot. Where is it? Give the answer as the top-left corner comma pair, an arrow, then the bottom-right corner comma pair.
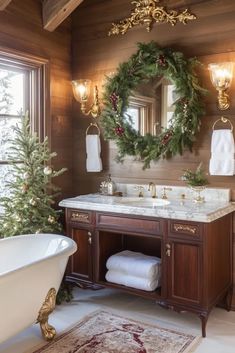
0,0 -> 73,200
0,0 -> 11,11
71,0 -> 235,303
72,0 -> 235,195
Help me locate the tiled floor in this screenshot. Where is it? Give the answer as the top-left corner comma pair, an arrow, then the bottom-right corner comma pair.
1,287 -> 235,353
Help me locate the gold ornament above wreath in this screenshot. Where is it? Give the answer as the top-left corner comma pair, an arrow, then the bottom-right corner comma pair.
101,41 -> 206,169
108,0 -> 196,36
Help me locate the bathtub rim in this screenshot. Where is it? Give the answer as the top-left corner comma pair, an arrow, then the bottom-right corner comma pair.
0,233 -> 77,279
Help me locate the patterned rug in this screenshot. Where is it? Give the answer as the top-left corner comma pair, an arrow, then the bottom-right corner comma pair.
32,310 -> 199,353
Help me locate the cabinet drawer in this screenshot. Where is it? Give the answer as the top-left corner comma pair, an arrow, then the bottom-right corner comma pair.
168,220 -> 203,240
67,209 -> 93,225
96,213 -> 162,235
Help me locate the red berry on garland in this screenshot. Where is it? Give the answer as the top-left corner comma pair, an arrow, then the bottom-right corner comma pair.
115,126 -> 125,136
157,55 -> 167,67
161,130 -> 173,145
110,92 -> 119,111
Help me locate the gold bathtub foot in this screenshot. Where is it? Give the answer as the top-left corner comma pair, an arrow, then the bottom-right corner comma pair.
37,288 -> 57,341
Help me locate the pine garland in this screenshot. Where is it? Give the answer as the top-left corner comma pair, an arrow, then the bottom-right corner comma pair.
101,41 -> 207,169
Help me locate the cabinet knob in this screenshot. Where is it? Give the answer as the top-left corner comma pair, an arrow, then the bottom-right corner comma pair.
88,232 -> 92,244
166,243 -> 171,257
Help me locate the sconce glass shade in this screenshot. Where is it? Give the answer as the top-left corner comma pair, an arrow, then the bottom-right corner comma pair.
71,79 -> 101,118
208,62 -> 233,89
208,62 -> 234,110
72,79 -> 91,103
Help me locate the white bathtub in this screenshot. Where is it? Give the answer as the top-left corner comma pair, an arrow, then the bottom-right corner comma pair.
0,233 -> 77,344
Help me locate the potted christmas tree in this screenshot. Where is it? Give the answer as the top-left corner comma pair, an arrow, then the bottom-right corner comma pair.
0,114 -> 73,303
0,114 -> 66,236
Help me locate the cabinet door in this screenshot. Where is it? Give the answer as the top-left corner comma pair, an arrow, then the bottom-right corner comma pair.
166,239 -> 202,306
67,227 -> 93,284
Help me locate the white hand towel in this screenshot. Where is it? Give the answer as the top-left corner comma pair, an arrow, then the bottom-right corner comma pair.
209,129 -> 235,176
86,134 -> 102,172
209,157 -> 235,176
210,129 -> 234,154
105,269 -> 161,291
106,250 -> 161,279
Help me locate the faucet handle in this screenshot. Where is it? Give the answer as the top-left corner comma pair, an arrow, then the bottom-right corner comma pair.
162,187 -> 172,200
134,185 -> 144,197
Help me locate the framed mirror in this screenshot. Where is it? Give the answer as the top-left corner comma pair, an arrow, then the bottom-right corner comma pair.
101,42 -> 206,169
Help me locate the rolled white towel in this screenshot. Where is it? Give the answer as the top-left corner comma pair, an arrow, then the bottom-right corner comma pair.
105,270 -> 160,292
106,250 -> 161,279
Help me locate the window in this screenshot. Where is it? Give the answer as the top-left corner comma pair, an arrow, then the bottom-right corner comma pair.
0,47 -> 49,198
161,82 -> 177,129
0,66 -> 28,197
125,95 -> 156,136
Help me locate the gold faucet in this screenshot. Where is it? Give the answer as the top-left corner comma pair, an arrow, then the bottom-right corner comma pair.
162,187 -> 172,200
148,182 -> 157,198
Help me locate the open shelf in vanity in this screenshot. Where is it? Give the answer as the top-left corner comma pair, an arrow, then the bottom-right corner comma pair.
94,211 -> 163,298
95,229 -> 162,300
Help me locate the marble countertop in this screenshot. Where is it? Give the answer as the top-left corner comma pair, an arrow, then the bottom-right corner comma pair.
59,193 -> 235,223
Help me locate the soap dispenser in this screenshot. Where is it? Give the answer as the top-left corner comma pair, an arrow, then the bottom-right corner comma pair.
107,174 -> 116,196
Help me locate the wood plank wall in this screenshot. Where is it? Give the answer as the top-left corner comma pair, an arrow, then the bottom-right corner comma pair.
0,0 -> 73,199
71,0 -> 235,308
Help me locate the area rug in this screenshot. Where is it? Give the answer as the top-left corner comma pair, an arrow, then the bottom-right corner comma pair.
32,310 -> 200,353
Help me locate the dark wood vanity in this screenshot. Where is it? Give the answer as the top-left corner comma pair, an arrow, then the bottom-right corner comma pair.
65,207 -> 233,337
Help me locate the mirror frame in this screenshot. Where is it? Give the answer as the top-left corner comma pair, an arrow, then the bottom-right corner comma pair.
101,41 -> 206,169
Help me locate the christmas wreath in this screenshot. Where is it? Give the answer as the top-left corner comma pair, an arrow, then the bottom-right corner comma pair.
101,41 -> 206,169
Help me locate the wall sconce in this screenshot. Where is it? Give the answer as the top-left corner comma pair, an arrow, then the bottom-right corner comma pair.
208,62 -> 234,110
72,79 -> 101,118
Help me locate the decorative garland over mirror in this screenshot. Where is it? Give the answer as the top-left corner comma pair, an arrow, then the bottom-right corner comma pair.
108,0 -> 196,36
101,42 -> 206,169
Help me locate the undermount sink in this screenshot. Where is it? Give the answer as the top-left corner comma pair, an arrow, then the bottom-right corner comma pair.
115,197 -> 170,208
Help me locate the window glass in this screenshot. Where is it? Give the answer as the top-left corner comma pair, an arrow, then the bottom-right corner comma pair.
126,106 -> 140,132
0,68 -> 25,115
0,66 -> 26,198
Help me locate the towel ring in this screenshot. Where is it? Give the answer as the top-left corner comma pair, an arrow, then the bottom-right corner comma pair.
212,116 -> 233,132
86,123 -> 100,136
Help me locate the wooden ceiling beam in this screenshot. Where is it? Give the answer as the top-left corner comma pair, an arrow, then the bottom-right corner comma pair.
43,0 -> 84,32
0,0 -> 12,11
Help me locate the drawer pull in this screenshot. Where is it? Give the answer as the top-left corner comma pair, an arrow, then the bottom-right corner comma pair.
173,224 -> 197,235
88,232 -> 92,244
71,212 -> 89,222
166,243 -> 171,257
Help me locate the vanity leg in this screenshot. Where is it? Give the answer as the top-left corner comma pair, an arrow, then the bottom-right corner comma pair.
198,312 -> 208,338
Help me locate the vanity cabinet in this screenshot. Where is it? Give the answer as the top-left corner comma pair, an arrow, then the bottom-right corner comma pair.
64,208 -> 233,337
65,209 -> 94,285
166,220 -> 203,306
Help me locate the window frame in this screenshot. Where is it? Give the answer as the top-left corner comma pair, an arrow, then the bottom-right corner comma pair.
0,46 -> 50,144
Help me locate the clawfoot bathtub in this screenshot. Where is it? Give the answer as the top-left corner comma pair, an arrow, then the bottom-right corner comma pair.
0,233 -> 77,344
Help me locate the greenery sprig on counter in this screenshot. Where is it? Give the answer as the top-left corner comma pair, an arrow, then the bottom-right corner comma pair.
182,163 -> 208,187
101,41 -> 207,169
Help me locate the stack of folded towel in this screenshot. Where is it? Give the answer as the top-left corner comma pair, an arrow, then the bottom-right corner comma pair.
105,250 -> 161,292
